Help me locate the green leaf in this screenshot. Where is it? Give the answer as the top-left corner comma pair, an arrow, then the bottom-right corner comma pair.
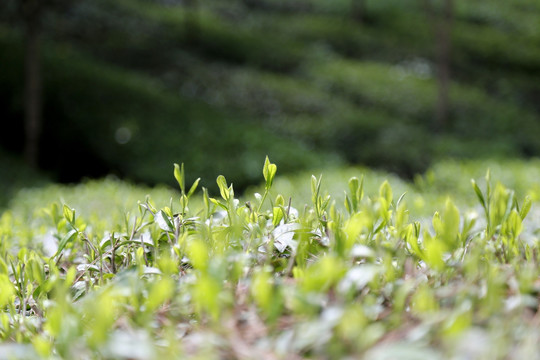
155,210 -> 174,232
373,219 -> 387,234
146,278 -> 175,312
520,196 -> 532,219
485,169 -> 491,190
63,204 -> 75,224
322,195 -> 331,212
378,197 -> 390,222
251,271 -> 272,313
174,163 -> 185,193
0,274 -> 15,308
263,156 -> 270,181
404,224 -> 422,258
228,184 -> 235,200
396,192 -> 407,208
507,209 -> 523,238
272,207 -> 284,227
357,175 -> 364,201
311,175 -> 320,198
489,183 -> 510,229
379,180 -> 393,205
344,193 -> 353,215
202,187 -> 211,216
179,194 -> 188,212
48,202 -> 61,226
441,199 -> 460,250
442,310 -> 472,337
210,197 -> 228,211
423,231 -> 445,271
53,229 -> 78,258
471,179 -> 486,210
188,239 -> 209,271
187,177 -> 201,198
0,256 -> 8,274
275,194 -> 285,207
263,156 -> 277,189
27,258 -> 44,284
348,177 -> 359,198
217,175 -> 229,201
348,176 -> 363,213
411,283 -> 439,313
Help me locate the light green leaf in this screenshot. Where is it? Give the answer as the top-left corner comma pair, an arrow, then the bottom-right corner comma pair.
188,240 -> 209,271
174,163 -> 185,193
187,177 -> 201,198
210,197 -> 228,211
379,180 -> 393,205
344,193 -> 353,215
471,179 -> 486,210
275,194 -> 285,207
520,196 -> 532,220
441,199 -> 460,250
272,207 -> 284,227
348,177 -> 359,196
216,175 -> 229,201
63,204 -> 75,224
53,229 -> 78,258
0,274 -> 15,307
263,156 -> 277,189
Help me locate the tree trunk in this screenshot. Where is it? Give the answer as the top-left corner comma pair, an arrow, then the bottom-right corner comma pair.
21,0 -> 43,168
424,0 -> 453,132
24,20 -> 42,168
184,0 -> 199,45
435,0 -> 453,132
351,0 -> 366,23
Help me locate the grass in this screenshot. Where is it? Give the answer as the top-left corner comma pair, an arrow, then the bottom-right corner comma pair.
1,158 -> 540,358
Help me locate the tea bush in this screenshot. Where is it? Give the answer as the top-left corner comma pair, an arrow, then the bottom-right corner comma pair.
3,0 -> 540,185
0,30 -> 335,189
1,158 -> 540,358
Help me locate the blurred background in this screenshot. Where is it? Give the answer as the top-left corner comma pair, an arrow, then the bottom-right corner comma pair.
1,0 -> 540,204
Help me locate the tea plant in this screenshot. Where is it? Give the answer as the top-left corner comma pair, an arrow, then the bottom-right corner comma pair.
1,158 -> 540,359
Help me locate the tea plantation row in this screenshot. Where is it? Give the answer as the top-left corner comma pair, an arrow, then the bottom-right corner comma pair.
1,159 -> 540,358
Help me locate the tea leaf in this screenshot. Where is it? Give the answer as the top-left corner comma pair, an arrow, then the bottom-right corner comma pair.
53,229 -> 78,258
173,163 -> 185,193
63,204 -> 75,224
263,156 -> 277,190
217,175 -> 229,201
187,177 -> 201,198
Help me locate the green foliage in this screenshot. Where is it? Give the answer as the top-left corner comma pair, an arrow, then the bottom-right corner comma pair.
1,158 -> 540,358
0,28 -> 336,191
2,0 -> 540,185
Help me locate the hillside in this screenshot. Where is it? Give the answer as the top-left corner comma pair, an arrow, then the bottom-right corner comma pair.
1,0 -> 539,189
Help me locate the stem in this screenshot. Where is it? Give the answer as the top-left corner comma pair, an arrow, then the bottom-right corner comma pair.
257,188 -> 270,213
111,234 -> 117,274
